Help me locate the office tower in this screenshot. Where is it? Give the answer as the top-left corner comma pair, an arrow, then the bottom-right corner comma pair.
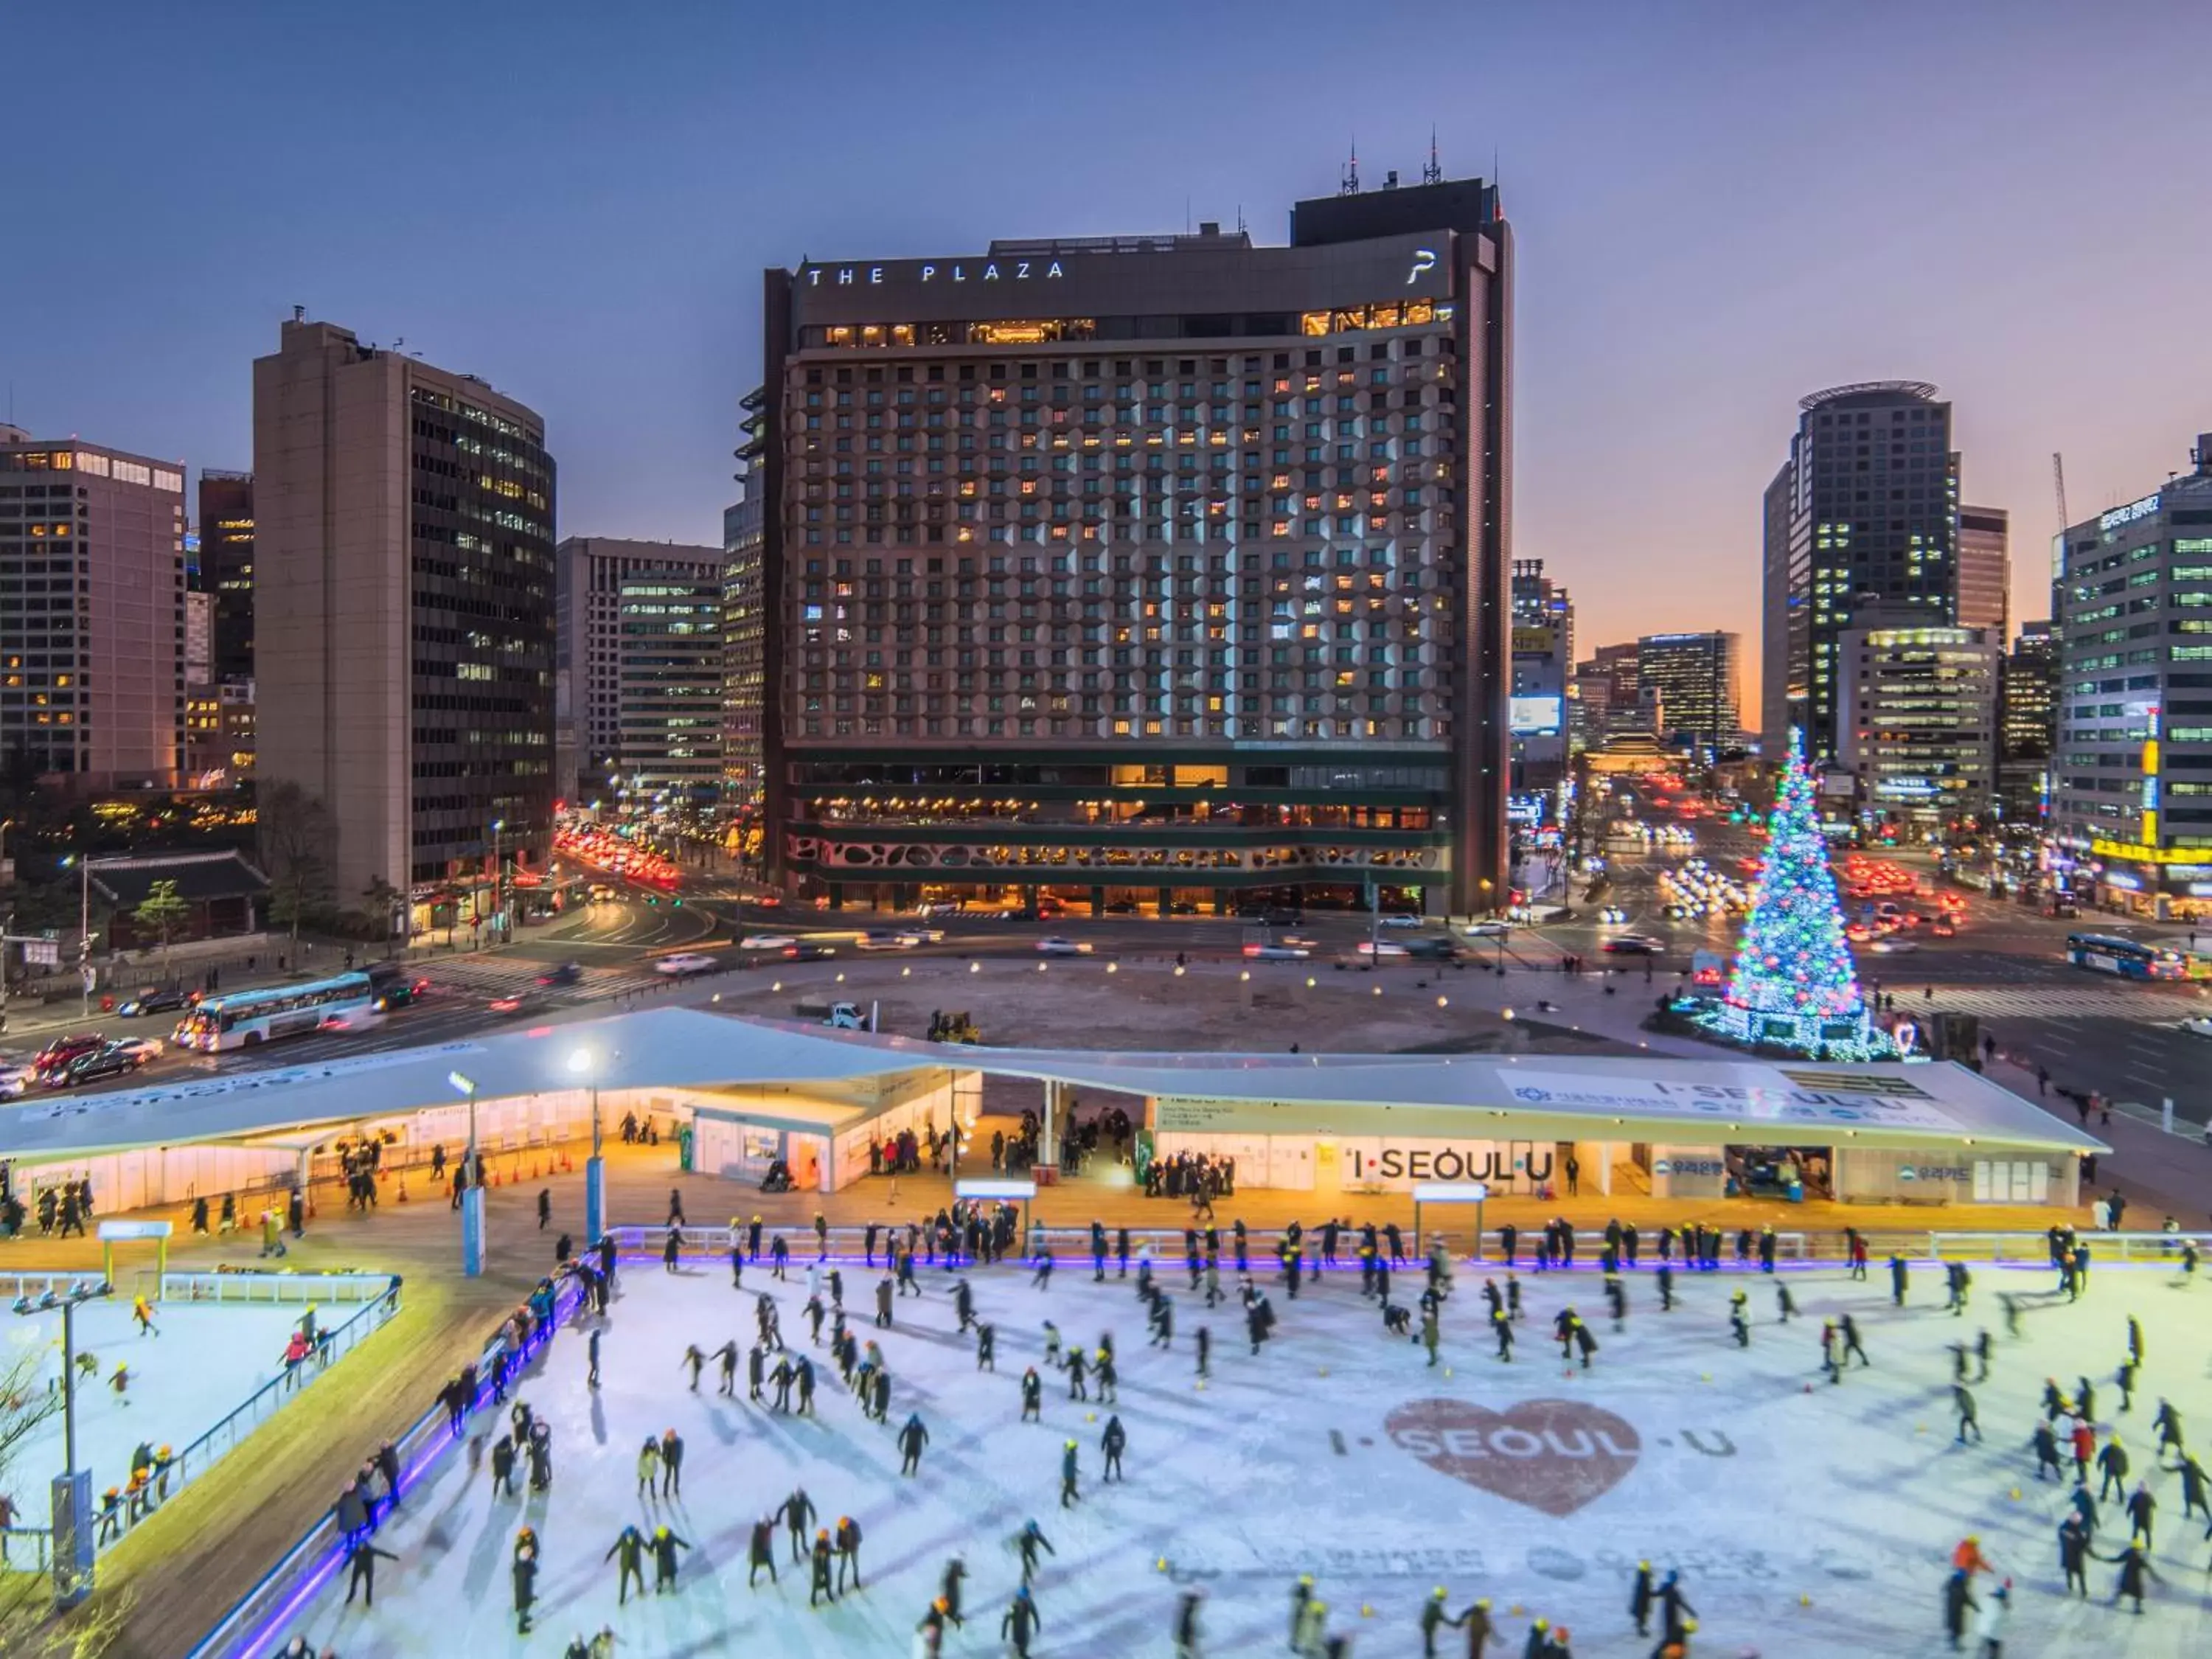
1835,618 -> 1998,824
2051,434 -> 2212,916
722,477 -> 768,821
1997,619 -> 2056,827
1572,641 -> 1641,751
253,317 -> 556,916
1763,382 -> 1958,762
1637,631 -> 1742,759
184,680 -> 255,780
1957,505 -> 2010,636
0,426 -> 187,788
555,536 -> 726,811
197,470 -> 256,684
1509,558 -> 1571,790
756,175 -> 1514,914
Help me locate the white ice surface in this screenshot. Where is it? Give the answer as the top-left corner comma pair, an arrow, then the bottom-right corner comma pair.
3,1298 -> 322,1510
267,1253 -> 2212,1657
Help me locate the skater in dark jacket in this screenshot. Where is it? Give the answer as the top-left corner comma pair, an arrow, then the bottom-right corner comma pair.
1629,1561 -> 1655,1636
1941,1568 -> 1977,1649
2106,1534 -> 2157,1613
1001,1585 -> 1043,1656
899,1413 -> 930,1475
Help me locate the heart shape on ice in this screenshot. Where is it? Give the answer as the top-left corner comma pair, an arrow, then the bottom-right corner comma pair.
1384,1397 -> 1641,1516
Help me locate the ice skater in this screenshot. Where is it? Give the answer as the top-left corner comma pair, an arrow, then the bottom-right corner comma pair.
1060,1439 -> 1081,1507
512,1528 -> 540,1634
899,1412 -> 930,1476
835,1514 -> 863,1590
344,1538 -> 397,1607
783,1486 -> 817,1562
1728,1290 -> 1750,1348
1011,1518 -> 1055,1585
606,1525 -> 647,1604
811,1528 -> 837,1605
1001,1585 -> 1043,1657
650,1524 -> 690,1593
1953,1382 -> 1983,1444
1102,1413 -> 1127,1481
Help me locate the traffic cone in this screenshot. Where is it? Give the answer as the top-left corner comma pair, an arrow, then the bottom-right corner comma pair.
397,1176 -> 408,1204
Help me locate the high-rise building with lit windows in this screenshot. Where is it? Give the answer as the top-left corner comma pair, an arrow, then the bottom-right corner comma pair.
555,536 -> 725,810
197,470 -> 256,684
2052,434 -> 2212,917
757,176 -> 1514,915
0,426 -> 188,788
1762,382 -> 1958,764
254,317 -> 556,917
722,472 -> 768,820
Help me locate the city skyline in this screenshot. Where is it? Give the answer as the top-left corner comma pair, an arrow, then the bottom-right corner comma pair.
2,2 -> 2208,718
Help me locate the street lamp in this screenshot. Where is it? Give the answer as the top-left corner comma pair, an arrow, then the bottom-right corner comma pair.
10,1276 -> 111,1607
490,820 -> 506,942
568,1046 -> 613,1247
448,1071 -> 484,1276
60,852 -> 91,1012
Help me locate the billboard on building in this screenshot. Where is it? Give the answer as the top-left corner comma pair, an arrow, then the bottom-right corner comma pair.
1510,695 -> 1564,736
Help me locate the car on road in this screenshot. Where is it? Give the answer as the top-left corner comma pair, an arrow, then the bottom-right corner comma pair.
653,953 -> 720,977
1601,934 -> 1666,956
1871,936 -> 1919,953
2180,1016 -> 2212,1039
536,961 -> 585,987
319,1006 -> 389,1034
1930,919 -> 1957,938
0,1062 -> 35,1101
739,934 -> 797,951
1378,914 -> 1425,928
782,943 -> 837,961
117,987 -> 195,1018
1036,936 -> 1093,956
1596,906 -> 1629,926
904,926 -> 946,944
108,1035 -> 166,1064
51,1043 -> 156,1088
1462,918 -> 1514,937
856,931 -> 917,952
1242,942 -> 1310,960
1354,940 -> 1411,959
32,1034 -> 106,1083
487,989 -> 540,1016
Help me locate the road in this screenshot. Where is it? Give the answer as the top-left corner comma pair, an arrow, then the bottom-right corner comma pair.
13,836 -> 2212,1128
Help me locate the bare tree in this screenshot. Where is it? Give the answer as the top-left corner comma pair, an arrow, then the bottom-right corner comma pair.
256,780 -> 335,967
0,1351 -> 127,1657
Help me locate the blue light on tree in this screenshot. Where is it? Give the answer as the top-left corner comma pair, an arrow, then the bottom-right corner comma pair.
1697,728 -> 1895,1059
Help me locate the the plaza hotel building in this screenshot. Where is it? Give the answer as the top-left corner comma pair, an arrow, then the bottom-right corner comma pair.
752,178 -> 1514,916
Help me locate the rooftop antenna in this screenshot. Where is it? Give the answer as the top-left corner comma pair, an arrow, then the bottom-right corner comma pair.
1235,204 -> 1246,236
1340,137 -> 1360,196
1423,127 -> 1442,186
291,304 -> 305,322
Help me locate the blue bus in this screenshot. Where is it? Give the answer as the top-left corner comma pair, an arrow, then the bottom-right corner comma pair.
173,971 -> 377,1051
2065,933 -> 2185,981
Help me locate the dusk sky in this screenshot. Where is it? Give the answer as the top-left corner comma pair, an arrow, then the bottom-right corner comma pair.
6,1 -> 2206,708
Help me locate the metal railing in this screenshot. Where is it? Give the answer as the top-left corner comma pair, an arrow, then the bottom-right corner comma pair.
187,1273 -> 584,1659
145,1270 -> 397,1307
0,1525 -> 53,1571
97,1275 -> 401,1552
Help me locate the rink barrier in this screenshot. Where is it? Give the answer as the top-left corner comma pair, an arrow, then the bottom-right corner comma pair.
146,1269 -> 397,1306
0,1524 -> 53,1572
187,1269 -> 587,1659
604,1222 -> 2212,1273
103,1275 -> 404,1552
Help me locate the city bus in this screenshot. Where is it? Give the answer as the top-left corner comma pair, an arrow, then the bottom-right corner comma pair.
2064,933 -> 2186,981
172,972 -> 378,1052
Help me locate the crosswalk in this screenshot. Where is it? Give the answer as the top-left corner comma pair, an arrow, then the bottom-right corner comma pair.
1910,984 -> 2208,1020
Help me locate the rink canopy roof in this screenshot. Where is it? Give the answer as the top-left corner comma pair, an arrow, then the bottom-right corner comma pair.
0,1007 -> 2109,1163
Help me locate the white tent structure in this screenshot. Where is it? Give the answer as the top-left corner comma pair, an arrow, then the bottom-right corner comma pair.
0,1009 -> 2103,1213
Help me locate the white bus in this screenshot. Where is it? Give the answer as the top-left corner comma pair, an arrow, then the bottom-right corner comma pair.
173,972 -> 377,1052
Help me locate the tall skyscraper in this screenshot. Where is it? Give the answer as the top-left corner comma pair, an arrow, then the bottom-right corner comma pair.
721,474 -> 768,821
1637,630 -> 1742,758
1762,382 -> 1958,762
253,317 -> 556,914
2051,433 -> 2212,916
1997,619 -> 2056,827
555,537 -> 726,810
1509,558 -> 1571,790
757,175 -> 1514,914
1957,505 -> 2010,636
197,470 -> 256,684
0,426 -> 187,787
1573,641 -> 1642,751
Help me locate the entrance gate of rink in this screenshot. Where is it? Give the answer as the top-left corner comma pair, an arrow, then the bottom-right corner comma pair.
1411,1180 -> 1487,1259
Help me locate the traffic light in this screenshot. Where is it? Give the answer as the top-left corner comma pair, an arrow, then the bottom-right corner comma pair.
646,895 -> 659,907
672,897 -> 683,907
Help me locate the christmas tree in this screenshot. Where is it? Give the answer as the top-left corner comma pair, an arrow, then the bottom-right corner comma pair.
1699,728 -> 1891,1057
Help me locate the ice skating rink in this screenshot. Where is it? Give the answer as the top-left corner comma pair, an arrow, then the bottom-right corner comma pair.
266,1252 -> 2212,1656
4,1295 -> 327,1517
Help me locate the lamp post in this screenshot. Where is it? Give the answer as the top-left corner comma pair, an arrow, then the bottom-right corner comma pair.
490,819 -> 506,943
61,852 -> 91,1012
448,1071 -> 484,1276
10,1278 -> 111,1607
568,1047 -> 610,1247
